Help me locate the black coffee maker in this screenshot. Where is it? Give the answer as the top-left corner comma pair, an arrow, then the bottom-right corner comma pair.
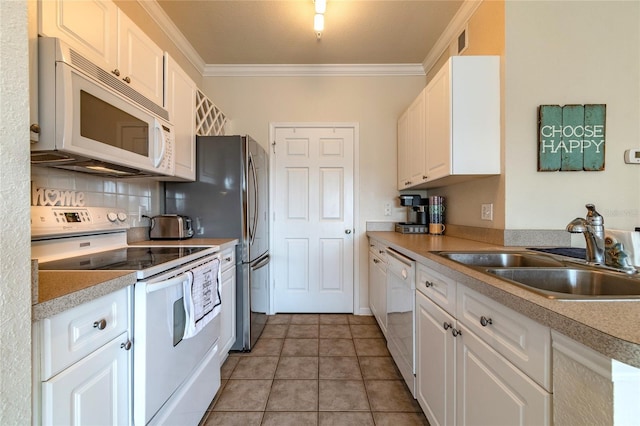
399,194 -> 428,225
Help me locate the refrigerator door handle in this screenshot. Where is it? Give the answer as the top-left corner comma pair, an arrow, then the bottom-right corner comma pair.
248,152 -> 259,246
251,254 -> 270,271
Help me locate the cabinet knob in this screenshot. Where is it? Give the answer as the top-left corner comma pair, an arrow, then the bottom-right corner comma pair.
120,340 -> 132,351
443,322 -> 452,330
373,258 -> 380,264
122,76 -> 131,84
480,316 -> 493,327
93,319 -> 107,330
422,175 -> 428,180
424,280 -> 434,288
345,229 -> 352,234
451,328 -> 462,337
112,68 -> 121,77
225,257 -> 232,262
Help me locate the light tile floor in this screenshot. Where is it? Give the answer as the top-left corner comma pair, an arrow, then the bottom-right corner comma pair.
200,314 -> 429,426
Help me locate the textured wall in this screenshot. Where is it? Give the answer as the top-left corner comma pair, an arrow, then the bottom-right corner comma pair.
553,347 -> 613,425
0,0 -> 33,423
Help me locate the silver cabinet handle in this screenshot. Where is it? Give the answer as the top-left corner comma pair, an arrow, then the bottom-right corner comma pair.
122,76 -> 131,84
480,316 -> 493,327
120,340 -> 132,351
93,319 -> 107,330
345,229 -> 352,234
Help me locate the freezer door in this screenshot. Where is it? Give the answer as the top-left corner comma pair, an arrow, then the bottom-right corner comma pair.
247,137 -> 269,260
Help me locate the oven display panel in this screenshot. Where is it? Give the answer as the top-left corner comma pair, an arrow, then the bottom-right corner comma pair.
63,212 -> 81,223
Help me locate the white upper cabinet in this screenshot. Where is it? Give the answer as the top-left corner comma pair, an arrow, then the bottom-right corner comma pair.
39,0 -> 118,71
397,89 -> 426,190
117,10 -> 164,107
165,54 -> 197,181
39,0 -> 165,107
397,55 -> 500,190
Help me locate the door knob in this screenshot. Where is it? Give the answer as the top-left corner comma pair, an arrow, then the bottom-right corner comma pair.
345,229 -> 352,234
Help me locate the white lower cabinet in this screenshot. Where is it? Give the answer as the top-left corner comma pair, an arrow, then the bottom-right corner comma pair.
368,239 -> 387,336
36,286 -> 132,426
456,323 -> 551,426
219,247 -> 237,362
42,332 -> 130,425
415,263 -> 552,426
416,290 -> 455,426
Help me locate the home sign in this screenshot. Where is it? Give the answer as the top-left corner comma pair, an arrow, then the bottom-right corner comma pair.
538,104 -> 606,171
32,187 -> 86,207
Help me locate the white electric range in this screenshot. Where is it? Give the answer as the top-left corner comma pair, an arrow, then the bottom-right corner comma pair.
32,206 -> 222,425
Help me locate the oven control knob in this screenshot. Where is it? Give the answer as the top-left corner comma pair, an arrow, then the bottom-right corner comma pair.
117,212 -> 127,222
107,212 -> 118,222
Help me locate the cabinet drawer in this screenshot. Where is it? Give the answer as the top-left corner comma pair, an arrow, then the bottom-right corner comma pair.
220,248 -> 236,272
456,285 -> 551,391
41,287 -> 130,380
416,263 -> 456,316
368,239 -> 387,262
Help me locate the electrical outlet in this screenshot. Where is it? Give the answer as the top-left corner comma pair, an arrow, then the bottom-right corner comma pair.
384,203 -> 392,216
481,203 -> 493,221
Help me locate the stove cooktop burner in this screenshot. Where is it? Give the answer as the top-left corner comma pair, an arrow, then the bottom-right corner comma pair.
38,246 -> 210,273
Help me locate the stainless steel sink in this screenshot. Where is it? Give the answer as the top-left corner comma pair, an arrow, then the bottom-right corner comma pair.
487,268 -> 640,300
438,251 -> 565,268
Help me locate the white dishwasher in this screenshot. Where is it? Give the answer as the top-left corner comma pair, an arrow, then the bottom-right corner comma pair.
386,248 -> 416,397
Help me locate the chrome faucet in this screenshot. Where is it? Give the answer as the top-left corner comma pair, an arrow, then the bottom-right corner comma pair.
566,204 -> 605,264
566,204 -> 637,273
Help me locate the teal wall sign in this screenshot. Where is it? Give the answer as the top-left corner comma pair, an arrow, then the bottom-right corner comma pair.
538,104 -> 606,171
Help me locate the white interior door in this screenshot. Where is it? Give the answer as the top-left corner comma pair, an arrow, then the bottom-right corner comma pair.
272,125 -> 355,313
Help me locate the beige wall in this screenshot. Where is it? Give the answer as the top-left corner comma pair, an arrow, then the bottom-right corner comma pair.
1,0 -> 33,422
504,1 -> 640,231
201,75 -> 425,313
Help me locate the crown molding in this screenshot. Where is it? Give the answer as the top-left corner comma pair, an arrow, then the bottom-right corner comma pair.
203,64 -> 426,77
140,0 -> 474,78
137,0 -> 206,74
422,0 -> 483,74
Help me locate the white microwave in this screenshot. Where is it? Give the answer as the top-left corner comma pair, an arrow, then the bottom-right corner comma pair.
32,37 -> 175,178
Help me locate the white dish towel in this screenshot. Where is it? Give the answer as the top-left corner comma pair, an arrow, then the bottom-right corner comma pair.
183,258 -> 221,339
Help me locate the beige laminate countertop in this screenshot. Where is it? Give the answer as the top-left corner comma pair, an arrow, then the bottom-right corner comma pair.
32,239 -> 237,321
368,231 -> 640,369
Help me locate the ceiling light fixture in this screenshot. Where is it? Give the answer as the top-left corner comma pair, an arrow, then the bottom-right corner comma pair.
314,0 -> 326,14
313,0 -> 326,40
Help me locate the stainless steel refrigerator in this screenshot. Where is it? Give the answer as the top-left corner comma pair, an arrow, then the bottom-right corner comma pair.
164,135 -> 269,351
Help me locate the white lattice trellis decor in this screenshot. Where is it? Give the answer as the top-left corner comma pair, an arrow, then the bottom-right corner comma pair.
195,89 -> 227,136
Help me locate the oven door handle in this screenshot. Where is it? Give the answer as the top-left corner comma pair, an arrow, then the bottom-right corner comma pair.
146,273 -> 190,294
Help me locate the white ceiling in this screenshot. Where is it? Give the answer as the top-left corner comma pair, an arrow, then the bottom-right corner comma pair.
154,0 -> 464,67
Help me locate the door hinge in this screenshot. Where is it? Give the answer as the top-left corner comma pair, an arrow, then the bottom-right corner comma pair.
272,141 -> 276,154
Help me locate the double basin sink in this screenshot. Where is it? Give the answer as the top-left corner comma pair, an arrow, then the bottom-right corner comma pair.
437,251 -> 640,300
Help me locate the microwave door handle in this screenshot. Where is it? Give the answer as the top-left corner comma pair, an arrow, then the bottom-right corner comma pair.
145,273 -> 189,294
152,119 -> 166,168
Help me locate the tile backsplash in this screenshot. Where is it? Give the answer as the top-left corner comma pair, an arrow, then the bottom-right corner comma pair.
31,166 -> 161,227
